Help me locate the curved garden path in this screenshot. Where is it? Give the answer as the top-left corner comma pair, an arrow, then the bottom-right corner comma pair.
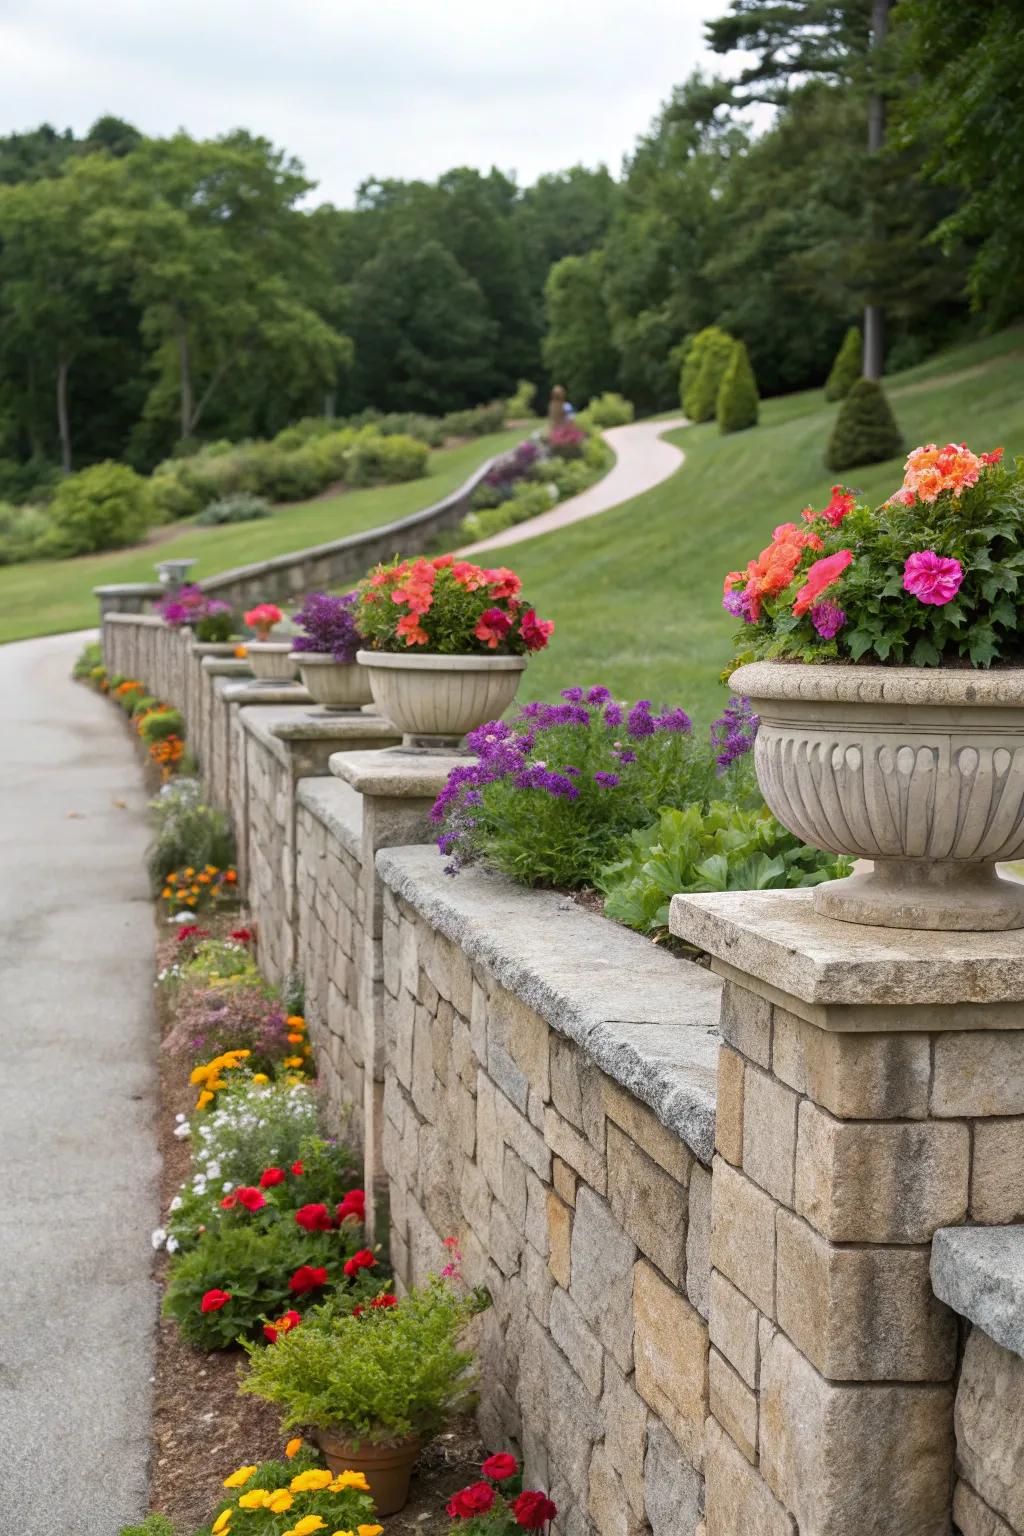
459,415 -> 687,555
0,631 -> 159,1533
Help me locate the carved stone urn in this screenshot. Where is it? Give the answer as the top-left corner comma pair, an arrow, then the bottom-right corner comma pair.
730,660 -> 1024,931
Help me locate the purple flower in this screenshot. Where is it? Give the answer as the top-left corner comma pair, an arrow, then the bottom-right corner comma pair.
604,703 -> 624,727
722,589 -> 754,623
613,748 -> 637,764
586,686 -> 612,705
291,591 -> 365,663
594,771 -> 620,788
653,708 -> 692,734
809,599 -> 846,639
560,687 -> 585,702
627,701 -> 655,739
711,697 -> 759,774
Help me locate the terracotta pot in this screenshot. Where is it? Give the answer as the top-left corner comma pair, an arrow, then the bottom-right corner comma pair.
356,649 -> 526,747
292,652 -> 375,711
730,659 -> 1024,931
247,641 -> 300,683
314,1430 -> 422,1516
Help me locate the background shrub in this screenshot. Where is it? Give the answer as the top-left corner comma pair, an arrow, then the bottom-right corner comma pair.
146,778 -> 236,888
44,461 -> 153,556
439,401 -> 507,438
825,326 -> 863,402
680,326 -> 735,422
138,707 -> 184,745
577,391 -> 635,429
717,342 -> 760,434
0,499 -> 50,564
825,378 -> 904,471
0,454 -> 60,505
195,493 -> 272,527
345,429 -> 429,486
507,379 -> 537,418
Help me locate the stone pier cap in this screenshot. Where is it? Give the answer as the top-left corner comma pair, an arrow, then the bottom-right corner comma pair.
329,746 -> 468,799
670,887 -> 1024,1030
932,1227 -> 1024,1361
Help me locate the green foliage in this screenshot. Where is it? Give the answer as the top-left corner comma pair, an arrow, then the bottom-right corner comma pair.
196,493 -> 272,527
717,341 -> 759,434
542,251 -> 619,403
825,378 -> 904,471
439,402 -> 507,438
0,455 -> 59,504
241,1275 -> 485,1442
601,802 -> 852,939
146,777 -> 236,888
0,499 -> 49,564
137,707 -> 183,744
72,639 -> 103,678
195,608 -> 236,642
118,1517 -> 176,1536
149,463 -> 203,522
507,379 -> 537,417
130,694 -> 158,717
193,1451 -> 375,1536
459,484 -> 556,543
45,460 -> 152,555
824,326 -> 862,402
682,327 -> 736,423
345,429 -> 429,487
576,392 -> 635,430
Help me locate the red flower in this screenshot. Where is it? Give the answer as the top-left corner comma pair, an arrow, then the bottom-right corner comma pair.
792,549 -> 853,617
259,1167 -> 286,1188
981,447 -> 1004,466
519,608 -> 554,652
236,1186 -> 266,1212
370,1293 -> 398,1309
263,1309 -> 301,1343
230,928 -> 253,943
447,1482 -> 497,1519
200,1289 -> 231,1313
474,607 -> 514,649
512,1490 -> 558,1529
483,567 -> 522,601
343,1248 -> 377,1278
220,1194 -> 237,1209
481,1452 -> 519,1481
177,925 -> 209,944
336,1188 -> 366,1223
291,1160 -> 304,1176
295,1203 -> 334,1232
289,1265 -> 328,1294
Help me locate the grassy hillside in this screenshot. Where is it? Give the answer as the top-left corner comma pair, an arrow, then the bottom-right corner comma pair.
510,329 -> 1024,726
0,427 -> 532,645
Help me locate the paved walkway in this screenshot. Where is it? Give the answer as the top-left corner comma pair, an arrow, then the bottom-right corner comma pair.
459,415 -> 686,555
0,631 -> 159,1533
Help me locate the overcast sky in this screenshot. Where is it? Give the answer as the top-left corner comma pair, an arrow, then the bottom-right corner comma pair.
0,0 -> 742,206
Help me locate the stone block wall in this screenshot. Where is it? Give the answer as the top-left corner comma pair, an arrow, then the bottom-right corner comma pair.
952,1326 -> 1024,1535
376,845 -> 723,1536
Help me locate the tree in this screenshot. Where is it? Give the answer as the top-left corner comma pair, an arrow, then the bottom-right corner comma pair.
681,327 -> 735,422
894,0 -> 1024,320
825,377 -> 903,470
347,239 -> 497,413
541,252 -> 619,405
717,342 -> 759,432
825,327 -> 862,400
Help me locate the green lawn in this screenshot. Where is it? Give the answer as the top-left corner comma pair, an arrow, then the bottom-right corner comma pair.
0,427 -> 533,645
508,329 -> 1024,727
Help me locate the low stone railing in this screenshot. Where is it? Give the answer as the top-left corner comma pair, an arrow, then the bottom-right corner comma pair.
99,610 -> 1024,1536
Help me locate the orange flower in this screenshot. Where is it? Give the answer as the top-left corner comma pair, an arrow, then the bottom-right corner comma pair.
792,550 -> 853,616
396,612 -> 429,646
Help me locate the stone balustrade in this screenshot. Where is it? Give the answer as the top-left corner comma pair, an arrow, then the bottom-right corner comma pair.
100,608 -> 1024,1535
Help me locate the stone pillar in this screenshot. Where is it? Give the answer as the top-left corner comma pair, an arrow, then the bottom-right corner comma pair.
667,887 -> 1024,1536
329,748 -> 466,1234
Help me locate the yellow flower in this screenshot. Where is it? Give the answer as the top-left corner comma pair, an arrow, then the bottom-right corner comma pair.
289,1469 -> 334,1492
329,1471 -> 370,1492
195,1090 -> 214,1110
238,1489 -> 270,1509
223,1464 -> 257,1488
266,1489 -> 294,1513
162,887 -> 172,899
286,1075 -> 303,1085
284,1437 -> 303,1459
212,1512 -> 232,1535
358,1526 -> 384,1536
284,1055 -> 305,1069
330,1530 -> 354,1536
286,1015 -> 305,1029
252,1072 -> 269,1084
286,1519 -> 327,1536
185,867 -> 195,877
287,1033 -> 304,1045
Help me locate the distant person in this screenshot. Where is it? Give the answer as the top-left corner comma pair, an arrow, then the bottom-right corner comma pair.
564,402 -> 575,421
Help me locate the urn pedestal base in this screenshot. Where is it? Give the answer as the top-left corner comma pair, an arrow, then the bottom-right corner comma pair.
815,858 -> 1024,931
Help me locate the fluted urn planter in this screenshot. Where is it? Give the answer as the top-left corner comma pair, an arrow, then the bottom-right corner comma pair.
291,652 -> 374,711
356,650 -> 527,747
730,660 -> 1024,931
247,641 -> 299,682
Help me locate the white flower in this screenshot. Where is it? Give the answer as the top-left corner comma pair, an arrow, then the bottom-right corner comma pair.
206,1160 -> 221,1178
169,1195 -> 183,1212
166,1235 -> 180,1254
151,1228 -> 167,1249
174,1112 -> 187,1123
222,1181 -> 234,1192
173,1122 -> 191,1139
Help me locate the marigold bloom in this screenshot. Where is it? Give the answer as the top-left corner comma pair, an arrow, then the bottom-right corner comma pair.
284,1437 -> 303,1459
212,1512 -> 232,1535
266,1489 -> 294,1512
223,1463 -> 257,1487
792,550 -> 853,617
358,1525 -> 384,1536
238,1489 -> 271,1509
330,1470 -> 371,1491
289,1468 -> 335,1492
287,1518 -> 327,1536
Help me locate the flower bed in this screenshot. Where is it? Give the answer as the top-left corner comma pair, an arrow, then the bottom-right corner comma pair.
456,425 -> 614,545
75,641 -> 193,783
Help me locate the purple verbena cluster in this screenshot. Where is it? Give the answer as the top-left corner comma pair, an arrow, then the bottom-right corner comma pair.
711,696 -> 759,773
157,584 -> 230,629
291,590 -> 365,663
485,438 -> 542,492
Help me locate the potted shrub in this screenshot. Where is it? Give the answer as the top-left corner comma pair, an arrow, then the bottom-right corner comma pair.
354,556 -> 554,746
290,591 -> 374,711
722,442 -> 1024,931
244,602 -> 298,682
156,584 -> 238,653
240,1264 -> 485,1515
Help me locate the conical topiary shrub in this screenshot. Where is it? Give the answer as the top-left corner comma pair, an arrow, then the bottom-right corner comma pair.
825,378 -> 904,471
825,326 -> 862,401
680,326 -> 735,422
717,341 -> 759,434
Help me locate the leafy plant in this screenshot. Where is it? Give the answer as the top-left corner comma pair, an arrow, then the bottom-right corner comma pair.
240,1271 -> 484,1443
717,341 -> 759,434
346,428 -> 429,486
195,608 -> 236,643
355,557 -> 553,656
291,591 -> 365,662
440,401 -> 506,438
137,706 -> 184,745
680,327 -> 735,422
196,492 -> 272,526
600,801 -> 852,938
825,378 -> 904,471
824,326 -> 862,402
577,391 -> 634,429
443,1451 -> 557,1532
506,380 -> 536,418
0,498 -> 49,564
44,460 -> 153,556
192,1449 -> 380,1536
146,778 -> 236,888
72,640 -> 103,678
118,1517 -> 176,1536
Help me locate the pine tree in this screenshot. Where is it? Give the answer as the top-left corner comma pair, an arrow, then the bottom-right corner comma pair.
681,326 -> 735,421
825,377 -> 903,471
717,341 -> 759,433
824,326 -> 862,401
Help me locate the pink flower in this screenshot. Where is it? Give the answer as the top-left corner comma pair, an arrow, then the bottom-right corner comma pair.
903,550 -> 964,606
